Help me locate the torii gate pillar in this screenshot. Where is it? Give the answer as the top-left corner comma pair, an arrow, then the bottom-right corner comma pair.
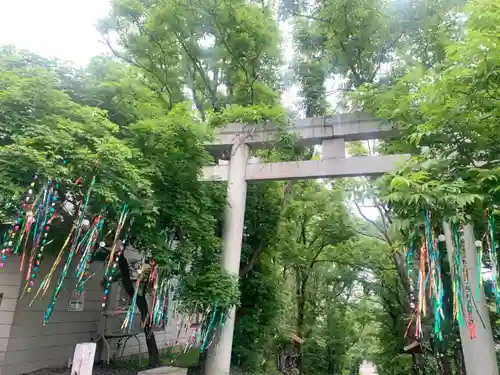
205,142 -> 250,375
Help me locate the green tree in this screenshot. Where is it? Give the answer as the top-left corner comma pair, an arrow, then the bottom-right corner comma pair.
356,0 -> 500,372
276,180 -> 356,373
99,0 -> 281,117
0,47 -> 233,367
99,1 -> 301,372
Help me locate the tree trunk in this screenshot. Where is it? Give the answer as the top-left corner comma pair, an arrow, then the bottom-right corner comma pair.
460,344 -> 467,375
391,251 -> 412,311
453,342 -> 467,375
349,358 -> 362,375
187,350 -> 207,375
440,353 -> 453,375
411,353 -> 419,375
117,251 -> 160,368
295,268 -> 305,375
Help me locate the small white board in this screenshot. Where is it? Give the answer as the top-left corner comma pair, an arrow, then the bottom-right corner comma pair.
71,342 -> 96,375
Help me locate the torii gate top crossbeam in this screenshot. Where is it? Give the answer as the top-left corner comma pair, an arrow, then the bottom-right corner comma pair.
205,112 -> 395,154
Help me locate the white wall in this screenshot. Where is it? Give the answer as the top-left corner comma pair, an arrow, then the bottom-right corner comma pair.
0,258 -> 23,375
2,257 -> 103,375
0,252 -> 192,375
101,283 -> 192,360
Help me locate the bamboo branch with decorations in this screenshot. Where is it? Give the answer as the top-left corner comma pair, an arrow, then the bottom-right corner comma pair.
0,174 -> 136,325
0,172 -> 238,358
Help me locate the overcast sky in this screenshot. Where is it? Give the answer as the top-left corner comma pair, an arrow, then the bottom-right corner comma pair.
0,0 -> 380,222
0,0 -> 303,108
0,0 -> 109,65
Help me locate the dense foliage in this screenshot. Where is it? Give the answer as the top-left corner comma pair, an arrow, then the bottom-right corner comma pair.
2,0 -> 500,373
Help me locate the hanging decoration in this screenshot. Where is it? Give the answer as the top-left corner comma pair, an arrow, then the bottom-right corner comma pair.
485,208 -> 500,314
0,173 -> 229,350
120,259 -> 171,332
43,176 -> 96,324
198,303 -> 226,353
0,176 -> 40,269
21,179 -> 59,296
409,216 -> 477,340
148,262 -> 159,326
424,209 -> 444,341
121,257 -> 145,331
153,278 -> 170,328
451,223 -> 476,339
170,303 -> 227,354
404,207 -> 482,342
30,227 -> 74,305
405,229 -> 416,280
410,207 -> 445,340
105,203 -> 128,274
101,203 -> 129,310
76,214 -> 106,293
148,264 -> 170,329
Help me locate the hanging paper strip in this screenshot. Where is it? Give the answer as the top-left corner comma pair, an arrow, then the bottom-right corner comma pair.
21,179 -> 59,297
30,227 -> 74,306
0,176 -> 43,269
416,242 -> 425,338
0,206 -> 24,269
105,203 -> 128,275
200,304 -> 218,353
121,258 -> 145,332
43,176 -> 96,324
406,208 -> 448,341
405,229 -> 415,280
101,204 -> 129,311
424,208 -> 444,341
194,303 -> 228,354
475,240 -> 483,299
486,209 -> 500,313
76,214 -> 105,293
148,263 -> 159,326
153,279 -> 170,328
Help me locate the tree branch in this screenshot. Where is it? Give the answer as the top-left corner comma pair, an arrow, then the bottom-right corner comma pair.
351,227 -> 386,242
353,200 -> 390,243
239,240 -> 265,277
286,9 -> 333,24
311,258 -> 396,272
309,243 -> 327,268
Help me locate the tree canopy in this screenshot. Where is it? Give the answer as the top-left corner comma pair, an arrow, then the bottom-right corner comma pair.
2,0 -> 500,374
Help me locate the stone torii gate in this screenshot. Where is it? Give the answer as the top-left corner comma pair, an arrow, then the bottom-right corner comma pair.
200,113 -> 497,375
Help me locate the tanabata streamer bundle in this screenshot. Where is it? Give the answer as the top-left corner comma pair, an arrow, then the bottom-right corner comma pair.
405,208 -> 480,341
0,175 -> 228,352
